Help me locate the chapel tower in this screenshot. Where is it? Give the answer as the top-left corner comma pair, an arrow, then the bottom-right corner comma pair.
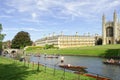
102,10 -> 120,45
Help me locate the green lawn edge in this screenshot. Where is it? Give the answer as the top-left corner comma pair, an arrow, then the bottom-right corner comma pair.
0,56 -> 95,80
25,44 -> 120,58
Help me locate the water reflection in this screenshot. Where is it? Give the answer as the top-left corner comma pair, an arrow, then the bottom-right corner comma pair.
30,55 -> 60,68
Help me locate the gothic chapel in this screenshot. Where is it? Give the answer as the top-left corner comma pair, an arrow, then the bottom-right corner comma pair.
102,10 -> 120,45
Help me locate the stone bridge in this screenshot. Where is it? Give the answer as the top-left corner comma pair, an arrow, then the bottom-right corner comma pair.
1,49 -> 24,60
2,49 -> 24,55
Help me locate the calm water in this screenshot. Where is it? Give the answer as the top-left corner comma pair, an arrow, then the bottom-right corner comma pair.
30,55 -> 120,80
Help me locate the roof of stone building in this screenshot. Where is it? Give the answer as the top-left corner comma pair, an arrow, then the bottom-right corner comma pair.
35,35 -> 95,42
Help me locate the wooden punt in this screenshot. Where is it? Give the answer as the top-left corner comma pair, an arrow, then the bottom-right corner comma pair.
34,55 -> 41,57
44,56 -> 59,58
83,74 -> 111,80
103,61 -> 120,65
59,64 -> 87,71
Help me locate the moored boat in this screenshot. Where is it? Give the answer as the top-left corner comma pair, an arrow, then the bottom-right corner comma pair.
103,59 -> 120,65
103,61 -> 120,65
34,54 -> 41,57
44,56 -> 59,58
59,64 -> 87,71
83,74 -> 111,80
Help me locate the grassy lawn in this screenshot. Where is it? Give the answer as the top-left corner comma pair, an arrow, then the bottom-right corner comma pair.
0,56 -> 95,80
25,44 -> 120,57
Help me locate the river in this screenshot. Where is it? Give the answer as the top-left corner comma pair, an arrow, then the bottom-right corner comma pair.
30,55 -> 119,80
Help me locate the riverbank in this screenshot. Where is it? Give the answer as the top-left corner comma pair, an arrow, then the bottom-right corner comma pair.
0,56 -> 95,80
25,44 -> 120,58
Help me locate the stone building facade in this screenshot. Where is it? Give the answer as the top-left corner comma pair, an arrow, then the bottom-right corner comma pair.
102,11 -> 120,45
35,35 -> 95,48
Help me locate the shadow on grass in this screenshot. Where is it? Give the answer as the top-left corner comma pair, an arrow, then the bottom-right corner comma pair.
0,63 -> 37,80
99,49 -> 120,59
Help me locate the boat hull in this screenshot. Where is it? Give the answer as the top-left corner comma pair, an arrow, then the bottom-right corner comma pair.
103,61 -> 120,66
59,64 -> 87,72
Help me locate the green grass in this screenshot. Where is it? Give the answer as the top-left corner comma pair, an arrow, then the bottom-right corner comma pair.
0,56 -> 95,80
25,44 -> 120,57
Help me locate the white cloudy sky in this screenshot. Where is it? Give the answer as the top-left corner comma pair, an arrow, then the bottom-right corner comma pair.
0,0 -> 120,41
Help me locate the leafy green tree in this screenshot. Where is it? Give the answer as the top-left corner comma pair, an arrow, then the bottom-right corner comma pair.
44,44 -> 54,49
0,24 -> 5,42
0,24 -> 5,54
11,31 -> 32,49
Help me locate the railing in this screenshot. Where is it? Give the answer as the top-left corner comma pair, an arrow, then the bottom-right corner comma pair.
20,60 -> 88,80
19,59 -> 111,80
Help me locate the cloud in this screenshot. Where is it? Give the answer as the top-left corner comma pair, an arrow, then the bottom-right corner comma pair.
3,0 -> 120,22
31,13 -> 37,19
62,0 -> 120,18
21,27 -> 45,32
4,27 -> 45,32
0,15 -> 12,18
21,18 -> 40,23
5,0 -> 33,12
1,8 -> 15,14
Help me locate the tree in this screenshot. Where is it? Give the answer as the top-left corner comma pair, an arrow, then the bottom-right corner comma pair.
11,31 -> 32,49
0,24 -> 5,42
0,24 -> 5,54
44,44 -> 54,49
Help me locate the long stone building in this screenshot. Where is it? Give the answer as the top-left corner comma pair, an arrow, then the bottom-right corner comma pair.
36,10 -> 120,48
35,35 -> 95,48
102,10 -> 120,45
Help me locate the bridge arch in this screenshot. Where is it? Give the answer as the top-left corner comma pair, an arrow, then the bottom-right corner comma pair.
3,50 -> 9,55
2,49 -> 18,55
11,50 -> 17,54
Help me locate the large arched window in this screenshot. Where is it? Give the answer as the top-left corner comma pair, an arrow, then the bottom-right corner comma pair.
106,27 -> 113,37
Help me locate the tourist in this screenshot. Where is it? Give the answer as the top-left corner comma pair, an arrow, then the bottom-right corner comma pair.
109,58 -> 115,63
106,59 -> 110,63
68,64 -> 71,67
61,56 -> 64,63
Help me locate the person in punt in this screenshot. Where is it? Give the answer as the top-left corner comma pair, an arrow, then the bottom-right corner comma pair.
61,56 -> 64,63
109,58 -> 115,63
68,64 -> 71,67
106,59 -> 110,63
